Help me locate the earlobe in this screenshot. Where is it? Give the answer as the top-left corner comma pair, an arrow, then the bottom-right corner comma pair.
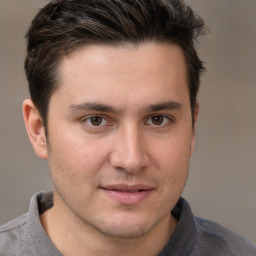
23,99 -> 48,159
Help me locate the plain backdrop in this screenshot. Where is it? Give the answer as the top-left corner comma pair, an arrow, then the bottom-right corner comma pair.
0,0 -> 256,243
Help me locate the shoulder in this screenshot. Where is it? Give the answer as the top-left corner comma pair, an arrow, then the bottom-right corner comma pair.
194,216 -> 256,255
0,192 -> 58,256
173,198 -> 256,256
0,213 -> 34,254
0,213 -> 28,237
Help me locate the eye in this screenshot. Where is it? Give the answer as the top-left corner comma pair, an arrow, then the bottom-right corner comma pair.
145,115 -> 171,126
151,115 -> 164,125
83,116 -> 109,127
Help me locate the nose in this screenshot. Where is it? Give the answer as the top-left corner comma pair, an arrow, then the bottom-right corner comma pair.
109,124 -> 149,173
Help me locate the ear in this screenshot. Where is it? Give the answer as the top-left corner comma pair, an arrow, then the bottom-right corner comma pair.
190,102 -> 199,155
23,99 -> 48,159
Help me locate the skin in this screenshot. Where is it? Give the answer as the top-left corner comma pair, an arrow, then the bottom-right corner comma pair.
23,42 -> 198,256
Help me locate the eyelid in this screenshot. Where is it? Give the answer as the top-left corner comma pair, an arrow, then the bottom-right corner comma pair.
79,113 -> 174,129
81,115 -> 113,127
145,114 -> 174,127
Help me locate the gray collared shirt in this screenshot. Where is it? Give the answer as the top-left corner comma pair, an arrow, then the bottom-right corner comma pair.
0,192 -> 256,255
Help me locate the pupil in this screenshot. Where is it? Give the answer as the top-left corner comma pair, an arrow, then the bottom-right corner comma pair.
152,115 -> 163,125
91,116 -> 102,126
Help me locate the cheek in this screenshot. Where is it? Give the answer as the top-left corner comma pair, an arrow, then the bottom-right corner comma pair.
50,128 -> 108,163
152,133 -> 192,192
47,132 -> 109,188
152,132 -> 193,168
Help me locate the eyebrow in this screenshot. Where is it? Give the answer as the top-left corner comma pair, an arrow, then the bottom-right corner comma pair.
68,101 -> 182,114
146,101 -> 182,112
68,102 -> 119,114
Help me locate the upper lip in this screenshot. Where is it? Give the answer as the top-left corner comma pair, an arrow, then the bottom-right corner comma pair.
101,184 -> 154,192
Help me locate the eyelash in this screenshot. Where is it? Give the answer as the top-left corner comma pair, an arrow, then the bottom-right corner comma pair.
81,115 -> 111,127
145,114 -> 173,128
80,114 -> 174,129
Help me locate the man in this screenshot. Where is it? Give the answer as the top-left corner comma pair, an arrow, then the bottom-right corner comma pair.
0,0 -> 255,255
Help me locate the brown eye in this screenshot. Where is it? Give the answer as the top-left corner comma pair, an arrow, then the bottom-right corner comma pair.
151,115 -> 164,125
90,116 -> 103,126
82,115 -> 111,131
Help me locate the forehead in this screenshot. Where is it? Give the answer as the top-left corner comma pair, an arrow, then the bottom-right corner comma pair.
60,42 -> 187,79
52,42 -> 189,110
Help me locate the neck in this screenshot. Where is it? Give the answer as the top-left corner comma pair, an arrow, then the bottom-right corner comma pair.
40,198 -> 178,256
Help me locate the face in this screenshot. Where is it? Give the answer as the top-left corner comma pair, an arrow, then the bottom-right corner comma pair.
42,43 -> 195,238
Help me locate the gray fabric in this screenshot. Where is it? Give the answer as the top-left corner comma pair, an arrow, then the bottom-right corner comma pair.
0,192 -> 61,256
160,199 -> 256,255
0,192 -> 255,256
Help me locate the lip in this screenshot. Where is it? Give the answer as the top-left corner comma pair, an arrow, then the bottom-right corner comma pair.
100,184 -> 154,205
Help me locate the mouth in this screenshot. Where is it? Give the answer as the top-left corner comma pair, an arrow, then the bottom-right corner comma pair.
100,184 -> 154,205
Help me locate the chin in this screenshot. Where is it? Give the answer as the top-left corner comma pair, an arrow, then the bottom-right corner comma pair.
87,212 -> 163,239
94,223 -> 153,239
